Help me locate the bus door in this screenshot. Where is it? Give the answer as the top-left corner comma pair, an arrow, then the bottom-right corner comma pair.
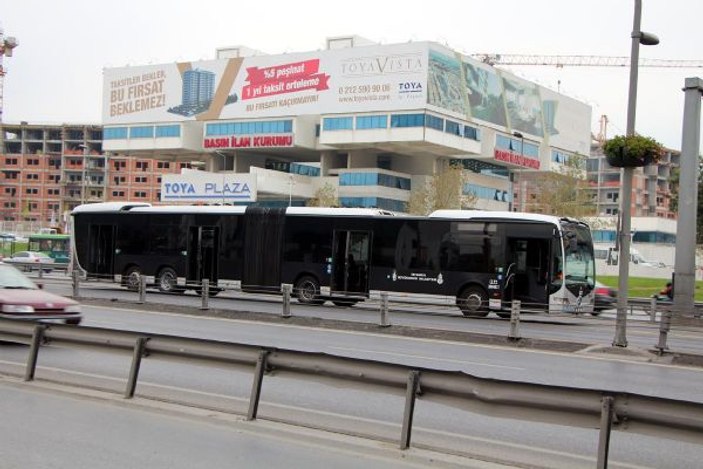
331,230 -> 371,295
188,226 -> 219,286
87,225 -> 115,276
505,237 -> 549,307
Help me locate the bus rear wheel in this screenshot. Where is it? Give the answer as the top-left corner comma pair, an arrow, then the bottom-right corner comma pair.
123,266 -> 142,291
157,267 -> 182,293
458,286 -> 489,317
295,276 -> 324,305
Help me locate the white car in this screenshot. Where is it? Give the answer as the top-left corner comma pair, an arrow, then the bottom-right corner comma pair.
4,251 -> 55,272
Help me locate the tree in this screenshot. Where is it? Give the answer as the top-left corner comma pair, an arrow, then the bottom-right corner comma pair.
406,163 -> 477,215
306,183 -> 338,207
524,153 -> 596,218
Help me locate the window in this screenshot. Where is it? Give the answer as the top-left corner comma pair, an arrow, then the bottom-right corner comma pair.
445,120 -> 461,136
356,115 -> 388,130
27,159 -> 39,165
424,114 -> 444,131
134,191 -> 147,198
205,120 -> 293,136
5,158 -> 18,165
463,125 -> 480,141
155,125 -> 180,138
135,176 -> 148,183
322,117 -> 353,131
495,134 -> 539,158
390,113 -> 424,128
552,150 -> 570,164
129,126 -> 154,139
136,161 -> 149,171
157,162 -> 171,169
113,161 -> 126,170
339,172 -> 410,190
104,127 -> 128,140
339,196 -> 406,212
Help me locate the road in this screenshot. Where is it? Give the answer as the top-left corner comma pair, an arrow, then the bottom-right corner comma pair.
0,378 -> 479,469
1,301 -> 702,468
39,276 -> 703,356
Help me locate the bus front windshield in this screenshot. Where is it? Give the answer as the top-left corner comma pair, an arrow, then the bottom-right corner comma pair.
561,223 -> 595,286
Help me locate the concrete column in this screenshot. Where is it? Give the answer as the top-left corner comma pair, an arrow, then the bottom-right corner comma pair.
673,77 -> 703,315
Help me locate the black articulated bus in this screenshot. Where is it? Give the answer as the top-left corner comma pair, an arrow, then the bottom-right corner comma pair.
71,202 -> 595,316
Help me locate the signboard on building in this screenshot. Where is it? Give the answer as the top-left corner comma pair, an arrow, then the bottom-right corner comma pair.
203,134 -> 294,149
161,171 -> 257,203
103,42 -> 429,125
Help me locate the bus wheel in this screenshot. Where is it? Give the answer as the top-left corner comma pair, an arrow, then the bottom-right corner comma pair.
458,286 -> 489,317
157,267 -> 181,293
295,276 -> 324,305
123,266 -> 142,291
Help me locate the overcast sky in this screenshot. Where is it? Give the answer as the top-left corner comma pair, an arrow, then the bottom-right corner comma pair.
2,0 -> 701,150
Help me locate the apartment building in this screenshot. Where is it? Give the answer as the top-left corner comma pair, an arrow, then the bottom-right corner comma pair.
587,141 -> 679,218
0,122 -> 192,231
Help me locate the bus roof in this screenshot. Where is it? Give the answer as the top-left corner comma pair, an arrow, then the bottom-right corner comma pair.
72,202 -> 396,217
429,209 -> 580,226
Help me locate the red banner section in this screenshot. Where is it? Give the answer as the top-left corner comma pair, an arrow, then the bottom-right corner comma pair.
241,59 -> 330,100
494,149 -> 541,170
204,135 -> 294,149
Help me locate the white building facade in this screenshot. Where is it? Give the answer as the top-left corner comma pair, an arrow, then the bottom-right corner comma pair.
101,37 -> 592,211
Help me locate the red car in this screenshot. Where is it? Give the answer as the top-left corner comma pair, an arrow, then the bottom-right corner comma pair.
593,280 -> 617,315
0,262 -> 82,324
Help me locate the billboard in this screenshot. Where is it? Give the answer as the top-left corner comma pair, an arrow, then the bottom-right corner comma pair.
427,45 -> 591,153
161,171 -> 257,203
103,42 -> 429,124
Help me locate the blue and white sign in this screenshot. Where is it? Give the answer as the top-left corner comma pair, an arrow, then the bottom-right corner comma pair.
161,170 -> 257,203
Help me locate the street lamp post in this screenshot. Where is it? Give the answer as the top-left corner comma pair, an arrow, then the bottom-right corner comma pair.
613,0 -> 659,347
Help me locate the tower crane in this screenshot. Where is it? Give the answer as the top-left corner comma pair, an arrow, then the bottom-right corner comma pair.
0,27 -> 19,123
470,54 -> 703,68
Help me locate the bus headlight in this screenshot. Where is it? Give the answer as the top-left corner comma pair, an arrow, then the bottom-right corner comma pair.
2,305 -> 35,313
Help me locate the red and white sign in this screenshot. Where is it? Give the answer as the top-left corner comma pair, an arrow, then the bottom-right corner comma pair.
203,134 -> 294,149
494,149 -> 541,170
242,59 -> 330,100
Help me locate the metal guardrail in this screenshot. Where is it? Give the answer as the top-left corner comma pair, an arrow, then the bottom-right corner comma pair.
0,319 -> 701,468
2,260 -> 70,277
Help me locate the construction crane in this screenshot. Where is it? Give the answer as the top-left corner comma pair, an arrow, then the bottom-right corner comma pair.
0,27 -> 19,123
470,54 -> 703,68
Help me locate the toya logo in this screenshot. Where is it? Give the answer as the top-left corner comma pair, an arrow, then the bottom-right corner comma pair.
241,59 -> 330,100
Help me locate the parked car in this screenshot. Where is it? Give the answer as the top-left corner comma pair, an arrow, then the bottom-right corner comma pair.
3,251 -> 55,272
0,263 -> 82,324
593,280 -> 617,315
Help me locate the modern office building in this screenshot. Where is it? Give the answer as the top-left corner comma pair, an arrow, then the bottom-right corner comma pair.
100,36 -> 593,211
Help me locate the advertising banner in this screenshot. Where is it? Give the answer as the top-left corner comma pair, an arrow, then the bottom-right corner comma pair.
427,45 -> 591,152
103,43 -> 429,124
